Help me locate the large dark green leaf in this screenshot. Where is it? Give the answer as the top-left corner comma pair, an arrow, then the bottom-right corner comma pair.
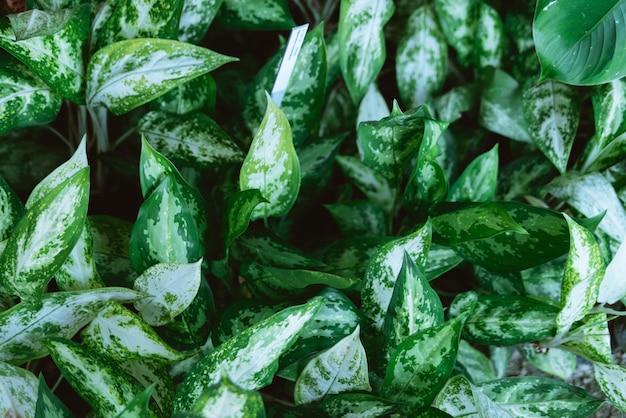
216,0 -> 294,30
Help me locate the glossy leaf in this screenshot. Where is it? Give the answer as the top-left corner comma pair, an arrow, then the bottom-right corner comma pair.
0,173 -> 24,241
591,78 -> 626,148
448,144 -> 498,202
153,73 -> 216,115
55,225 -> 104,291
522,78 -> 580,173
533,0 -> 626,85
357,82 -> 390,127
86,38 -> 236,114
424,243 -> 463,281
581,130 -> 626,172
335,155 -> 396,214
114,384 -> 155,418
396,5 -> 447,108
212,299 -> 288,346
223,190 -> 267,249
319,393 -> 399,418
338,0 -> 395,104
294,325 -> 370,404
322,236 -> 395,280
497,155 -> 556,201
599,238 -> 626,304
239,92 -> 300,220
35,374 -> 74,418
456,339 -> 497,384
325,200 -> 388,239
178,0 -> 223,43
216,0 -> 295,30
188,374 -> 265,417
593,362 -> 626,412
434,0 -> 480,66
471,2 -> 505,68
0,361 -> 38,418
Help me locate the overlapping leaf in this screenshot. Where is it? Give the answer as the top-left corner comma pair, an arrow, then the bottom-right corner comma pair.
178,0 -> 223,43
434,0 -> 480,66
216,0 -> 294,30
188,374 -> 265,417
448,144 -> 498,202
0,361 -> 38,418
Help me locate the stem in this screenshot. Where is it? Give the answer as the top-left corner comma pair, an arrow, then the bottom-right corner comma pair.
87,105 -> 109,188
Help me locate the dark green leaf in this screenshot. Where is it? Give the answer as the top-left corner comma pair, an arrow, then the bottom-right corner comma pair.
448,144 -> 498,202
216,0 -> 294,30
325,200 -> 388,239
36,374 -> 74,418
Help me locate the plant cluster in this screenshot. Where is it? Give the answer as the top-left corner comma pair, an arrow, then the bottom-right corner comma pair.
1,0 -> 626,417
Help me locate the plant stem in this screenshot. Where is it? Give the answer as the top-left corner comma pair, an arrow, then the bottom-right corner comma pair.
87,105 -> 109,188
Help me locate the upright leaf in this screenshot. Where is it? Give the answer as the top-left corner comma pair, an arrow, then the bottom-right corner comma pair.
178,0 -> 224,43
434,0 -> 480,66
593,362 -> 626,413
0,173 -> 24,241
114,384 -> 155,418
55,225 -> 104,291
471,2 -> 505,68
598,238 -> 626,304
35,374 -> 74,418
0,361 -> 38,418
448,144 -> 498,202
336,155 -> 397,214
89,216 -> 135,287
357,82 -> 390,127
216,0 -> 295,30
325,200 -> 388,239
222,190 -> 268,250
188,374 -> 265,417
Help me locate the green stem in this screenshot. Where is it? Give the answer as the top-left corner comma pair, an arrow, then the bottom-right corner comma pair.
87,105 -> 109,188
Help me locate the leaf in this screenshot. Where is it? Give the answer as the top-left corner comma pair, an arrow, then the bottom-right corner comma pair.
522,78 -> 580,173
89,216 -> 135,287
239,92 -> 300,220
533,0 -> 626,85
325,200 -> 388,239
299,133 -> 346,192
448,144 -> 498,202
424,243 -> 463,281
0,56 -> 62,135
178,0 -> 223,43
172,298 -> 323,412
521,345 -> 577,381
216,0 -> 294,30
380,314 -> 467,407
55,224 -> 104,291
188,374 -> 265,417
322,236 -> 395,280
456,340 -> 497,384
599,237 -> 626,304
36,374 -> 74,418
0,287 -> 143,365
497,155 -> 556,201
294,325 -> 371,404
338,0 -> 395,104
119,359 -> 174,417
433,0 -> 480,66
223,190 -> 268,249
0,168 -> 89,304
590,78 -> 626,148
139,110 -> 245,169
81,301 -> 186,364
433,375 -> 479,417
319,393 -> 399,418
0,173 -> 24,241
114,384 -> 155,418
0,3 -> 90,103
360,220 -> 432,331
357,82 -> 390,127
471,2 -> 505,68
562,313 -> 612,364
86,38 -> 236,114
7,8 -> 74,40
45,338 -> 156,418
434,84 -> 476,124
153,73 -> 216,115
581,130 -> 626,172
593,362 -> 626,412
395,5 -> 447,108
0,361 -> 38,418
556,215 -> 606,335
318,83 -> 357,137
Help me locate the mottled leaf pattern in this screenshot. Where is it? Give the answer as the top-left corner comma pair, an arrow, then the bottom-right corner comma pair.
0,361 -> 38,418
448,144 -> 498,202
336,155 -> 397,214
35,374 -> 74,418
188,374 -> 265,417
178,0 -> 223,43
594,362 -> 626,413
216,0 -> 294,30
471,2 -> 505,68
434,0 -> 479,66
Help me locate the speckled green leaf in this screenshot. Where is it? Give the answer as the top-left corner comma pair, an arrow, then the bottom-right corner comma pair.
0,287 -> 143,365
45,338 -> 157,418
133,259 -> 201,326
239,92 -> 300,220
325,200 -> 388,239
433,375 -> 479,418
383,252 -> 444,361
0,360 -> 37,418
223,190 -> 267,249
35,374 -> 74,418
461,295 -> 559,346
318,83 -> 357,137
294,325 -> 370,404
357,82 -> 389,128
593,362 -> 626,412
589,72 -> 626,148
119,359 -> 174,417
434,84 -> 476,124
299,133 -> 346,192
322,236 -> 395,280
139,136 -> 185,198
521,345 -> 576,381
471,2 -> 505,68
319,393 -> 399,418
55,224 -> 105,291
456,340 -> 497,384
381,314 -> 467,407
172,298 -> 323,412
599,238 -> 626,304
534,0 -> 626,85
396,5 -> 447,108
338,0 -> 395,104
434,0 -> 480,66
0,3 -> 89,103
522,78 -> 580,173
581,130 -> 626,172
35,0 -> 83,10
424,243 -> 463,281
0,174 -> 24,242
89,216 -> 135,288
114,383 -> 155,418
562,313 -> 612,364
473,265 -> 525,296
7,8 -> 73,40
479,69 -> 532,143
361,220 -> 432,331
178,0 -> 223,43
152,73 -> 216,115
0,168 -> 89,304
449,144 -> 498,202
139,110 -> 244,169
86,38 -> 236,114
556,215 -> 606,335
216,0 -> 294,30
189,374 -> 265,417
0,54 -> 61,135
497,155 -> 556,201
478,376 -> 603,417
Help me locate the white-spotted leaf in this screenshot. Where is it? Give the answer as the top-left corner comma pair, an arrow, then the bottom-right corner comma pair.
434,0 -> 480,66
448,144 -> 499,202
216,0 -> 294,30
336,155 -> 397,214
0,361 -> 38,418
357,82 -> 390,128
594,362 -> 626,413
55,224 -> 104,291
119,359 -> 174,417
114,384 -> 155,418
471,2 -> 505,68
178,0 -> 223,43
188,373 -> 265,417
35,374 -> 73,418
562,313 -> 612,364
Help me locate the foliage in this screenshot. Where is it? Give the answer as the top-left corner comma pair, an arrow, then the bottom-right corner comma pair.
1,0 -> 626,417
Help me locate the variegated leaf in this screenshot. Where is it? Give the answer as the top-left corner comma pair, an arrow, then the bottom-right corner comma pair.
294,325 -> 370,404
521,345 -> 576,381
591,78 -> 626,148
172,298 -> 323,412
239,92 -> 300,220
338,0 -> 395,104
35,0 -> 82,10
325,200 -> 388,239
178,0 -> 224,43
55,224 -> 104,291
424,243 -> 463,281
456,340 -> 497,384
361,220 -> 432,331
86,38 -> 236,114
0,168 -> 89,304
319,393 -> 399,418
448,144 -> 498,202
0,55 -> 61,135
0,4 -> 89,103
434,0 -> 480,66
562,313 -> 612,364
81,301 -> 186,364
323,236 -> 395,280
318,83 -> 357,137
522,78 -> 580,173
433,84 -> 476,124
0,287 -> 143,365
152,73 -> 215,115
299,133 -> 346,192
433,375 -> 479,417
133,259 -> 202,326
396,5 -> 447,108
0,361 -> 38,418
471,2 -> 505,68
114,384 -> 155,418
357,82 -> 390,128
0,173 -> 24,241
497,155 -> 556,201
45,338 -> 157,418
582,130 -> 626,172
188,374 -> 265,417
119,359 -> 174,417
223,190 -> 267,249
35,374 -> 73,418
594,362 -> 626,412
556,215 -> 605,335
216,0 -> 294,30
89,216 -> 135,287
139,110 -> 244,169
7,8 -> 73,40
599,238 -> 626,304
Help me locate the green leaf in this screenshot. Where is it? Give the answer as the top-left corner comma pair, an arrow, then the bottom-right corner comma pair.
424,243 -> 463,281
599,237 -> 626,304
216,0 -> 294,30
139,110 -> 245,169
433,375 -> 479,418
298,133 -> 346,193
471,2 -> 505,68
0,3 -> 90,103
239,92 -> 300,220
396,5 -> 447,108
325,200 -> 388,239
433,0 -> 480,66
45,338 -> 157,418
0,56 -> 62,135
55,224 -> 105,291
89,216 -> 135,287
380,314 -> 467,407
581,130 -> 626,172
0,287 -> 143,365
223,190 -> 268,249
338,0 -> 395,104
114,384 -> 155,418
294,325 -> 371,404
319,393 -> 399,418
521,345 -> 577,381
153,72 -> 216,115
0,168 -> 89,304
590,78 -> 626,148
172,298 -> 323,412
593,362 -> 626,412
448,144 -> 498,202
36,374 -> 74,418
357,82 -> 390,127
533,0 -> 626,85
562,313 -> 612,364
7,8 -> 74,40
456,340 -> 497,384
0,361 -> 37,418
361,220 -> 432,331
178,0 -> 223,43
0,173 -> 24,241
497,155 -> 556,201
322,237 -> 395,280
119,359 -> 174,417
188,374 -> 265,417
434,84 -> 476,124
86,38 -> 236,114
318,83 -> 357,137
522,78 -> 580,173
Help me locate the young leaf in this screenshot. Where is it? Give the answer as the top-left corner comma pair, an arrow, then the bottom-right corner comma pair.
86,38 -> 236,114
448,144 -> 498,202
172,298 -> 323,412
222,190 -> 268,250
178,0 -> 223,43
433,0 -> 480,67
294,325 -> 371,404
357,82 -> 390,127
395,5 -> 447,108
36,374 -> 74,418
471,2 -> 505,68
55,225 -> 104,291
239,92 -> 300,220
593,362 -> 626,413
325,200 -> 388,239
216,0 -> 295,30
188,374 -> 265,417
338,0 -> 395,104
533,0 -> 626,85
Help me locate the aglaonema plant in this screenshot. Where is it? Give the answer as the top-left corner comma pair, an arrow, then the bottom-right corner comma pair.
1,0 -> 626,417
